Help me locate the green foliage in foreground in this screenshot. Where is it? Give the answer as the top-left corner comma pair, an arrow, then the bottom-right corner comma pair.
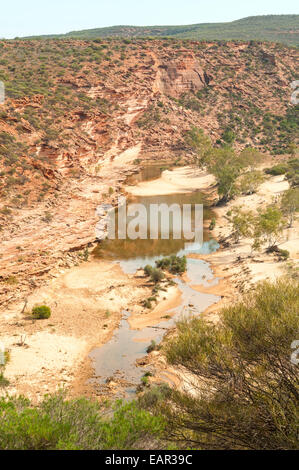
0,394 -> 165,450
1,278 -> 298,450
146,278 -> 299,450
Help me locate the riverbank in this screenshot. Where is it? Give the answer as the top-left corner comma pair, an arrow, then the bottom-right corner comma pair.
207,173 -> 298,295
125,166 -> 216,196
0,261 -> 152,400
128,166 -> 299,391
1,164 -> 297,400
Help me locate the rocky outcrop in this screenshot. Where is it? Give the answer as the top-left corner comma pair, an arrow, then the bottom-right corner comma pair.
157,55 -> 212,96
0,38 -> 297,305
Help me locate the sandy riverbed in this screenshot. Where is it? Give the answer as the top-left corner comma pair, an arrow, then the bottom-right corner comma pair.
126,167 -> 299,391
125,166 -> 216,196
1,164 -> 297,400
0,261 -> 152,400
0,165 -> 217,400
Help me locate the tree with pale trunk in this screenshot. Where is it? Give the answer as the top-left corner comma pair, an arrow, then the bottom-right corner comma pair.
281,188 -> 299,228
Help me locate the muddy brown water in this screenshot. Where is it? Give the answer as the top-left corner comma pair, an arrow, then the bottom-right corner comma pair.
90,165 -> 220,395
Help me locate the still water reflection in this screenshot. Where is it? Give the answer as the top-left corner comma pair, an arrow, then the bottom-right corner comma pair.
90,165 -> 220,393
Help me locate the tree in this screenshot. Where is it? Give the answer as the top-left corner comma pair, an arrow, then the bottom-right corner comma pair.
227,207 -> 255,243
209,147 -> 243,203
213,164 -> 240,202
152,278 -> 299,450
208,146 -> 258,203
238,170 -> 264,195
185,127 -> 213,167
222,128 -> 235,144
239,147 -> 263,169
185,129 -> 266,204
286,158 -> 299,187
0,348 -> 10,388
287,142 -> 298,157
281,188 -> 299,227
253,205 -> 284,250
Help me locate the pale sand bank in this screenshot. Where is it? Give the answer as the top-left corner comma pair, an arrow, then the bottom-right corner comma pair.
126,166 -> 216,196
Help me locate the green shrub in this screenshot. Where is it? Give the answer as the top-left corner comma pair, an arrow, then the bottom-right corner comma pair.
141,375 -> 149,386
158,278 -> 299,450
41,211 -> 53,223
0,373 -> 9,388
286,158 -> 299,187
83,247 -> 89,261
4,276 -> 18,285
150,268 -> 165,284
32,305 -> 51,320
138,384 -> 172,409
0,206 -> 12,216
209,218 -> 216,230
265,163 -> 288,175
146,340 -> 161,353
277,248 -> 290,260
143,371 -> 153,378
144,265 -> 153,276
143,299 -> 152,309
0,393 -> 164,450
156,255 -> 187,274
222,128 -> 235,144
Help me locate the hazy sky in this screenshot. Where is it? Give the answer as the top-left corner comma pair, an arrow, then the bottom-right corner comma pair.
1,0 -> 298,38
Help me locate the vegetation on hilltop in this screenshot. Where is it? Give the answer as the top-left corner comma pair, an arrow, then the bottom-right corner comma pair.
0,38 -> 297,212
23,15 -> 299,47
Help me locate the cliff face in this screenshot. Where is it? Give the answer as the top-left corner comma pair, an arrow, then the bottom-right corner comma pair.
0,38 -> 298,304
156,55 -> 212,96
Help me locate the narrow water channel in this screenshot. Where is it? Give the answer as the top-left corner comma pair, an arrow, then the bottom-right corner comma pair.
90,165 -> 220,395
